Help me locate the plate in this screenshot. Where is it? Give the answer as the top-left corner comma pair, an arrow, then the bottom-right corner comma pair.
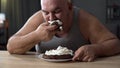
38,54 -> 72,62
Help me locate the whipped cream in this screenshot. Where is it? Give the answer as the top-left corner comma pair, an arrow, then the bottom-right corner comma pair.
45,46 -> 73,56
48,20 -> 62,25
48,20 -> 63,31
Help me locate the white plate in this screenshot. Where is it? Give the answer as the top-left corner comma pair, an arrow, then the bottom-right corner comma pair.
38,54 -> 72,62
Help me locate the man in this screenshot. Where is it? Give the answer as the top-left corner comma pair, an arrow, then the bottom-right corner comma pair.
7,0 -> 120,62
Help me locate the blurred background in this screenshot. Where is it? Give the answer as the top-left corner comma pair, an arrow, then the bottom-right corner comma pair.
0,0 -> 120,50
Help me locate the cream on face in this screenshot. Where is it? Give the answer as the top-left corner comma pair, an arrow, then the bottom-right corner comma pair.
48,20 -> 63,31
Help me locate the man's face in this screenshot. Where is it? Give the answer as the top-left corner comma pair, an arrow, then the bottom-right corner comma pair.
41,0 -> 72,30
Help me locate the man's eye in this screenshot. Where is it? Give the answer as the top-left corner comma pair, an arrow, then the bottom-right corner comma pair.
54,10 -> 61,14
42,11 -> 49,15
44,12 -> 49,15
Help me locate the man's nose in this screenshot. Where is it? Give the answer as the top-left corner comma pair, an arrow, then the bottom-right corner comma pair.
49,13 -> 57,21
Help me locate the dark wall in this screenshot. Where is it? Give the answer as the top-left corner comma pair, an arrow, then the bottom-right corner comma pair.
6,0 -> 40,37
0,0 -> 40,46
73,0 -> 106,24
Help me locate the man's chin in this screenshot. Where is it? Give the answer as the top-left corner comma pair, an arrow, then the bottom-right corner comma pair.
55,31 -> 63,38
55,34 -> 61,38
55,31 -> 67,38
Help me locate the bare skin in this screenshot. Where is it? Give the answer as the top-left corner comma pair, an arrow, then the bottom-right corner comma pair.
7,0 -> 120,62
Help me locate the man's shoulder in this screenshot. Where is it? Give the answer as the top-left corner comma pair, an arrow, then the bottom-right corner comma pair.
78,9 -> 97,22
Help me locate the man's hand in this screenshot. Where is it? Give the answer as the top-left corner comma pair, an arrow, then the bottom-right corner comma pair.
35,22 -> 58,42
72,45 -> 97,62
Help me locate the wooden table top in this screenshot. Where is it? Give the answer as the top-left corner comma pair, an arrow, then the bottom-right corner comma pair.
0,51 -> 120,68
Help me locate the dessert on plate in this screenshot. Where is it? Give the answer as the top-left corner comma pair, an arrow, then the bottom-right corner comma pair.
43,46 -> 73,59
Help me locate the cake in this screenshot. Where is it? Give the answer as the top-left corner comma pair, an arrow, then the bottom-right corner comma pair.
48,20 -> 63,31
43,46 -> 73,59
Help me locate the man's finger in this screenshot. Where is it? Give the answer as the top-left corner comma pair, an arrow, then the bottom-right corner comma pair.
72,49 -> 83,61
42,22 -> 49,26
72,53 -> 79,61
88,56 -> 95,62
82,56 -> 89,62
47,25 -> 58,31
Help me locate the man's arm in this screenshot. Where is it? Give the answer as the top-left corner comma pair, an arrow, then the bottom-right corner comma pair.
7,11 -> 44,54
73,9 -> 120,62
79,9 -> 120,56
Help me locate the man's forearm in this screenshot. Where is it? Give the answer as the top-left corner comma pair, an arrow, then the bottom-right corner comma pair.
95,38 -> 120,57
7,31 -> 40,54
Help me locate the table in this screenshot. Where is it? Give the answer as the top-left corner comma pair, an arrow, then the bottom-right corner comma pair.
0,51 -> 120,68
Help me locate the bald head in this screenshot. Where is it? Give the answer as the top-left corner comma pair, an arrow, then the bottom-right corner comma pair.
41,0 -> 71,11
41,0 -> 71,6
68,0 -> 72,3
41,0 -> 71,3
